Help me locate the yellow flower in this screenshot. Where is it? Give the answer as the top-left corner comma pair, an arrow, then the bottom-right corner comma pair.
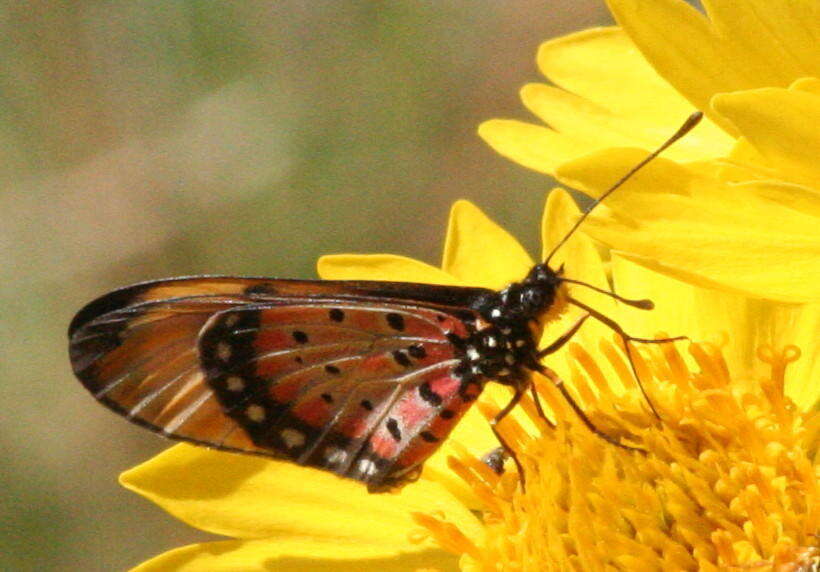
120,2 -> 820,569
479,0 -> 820,303
122,194 -> 818,570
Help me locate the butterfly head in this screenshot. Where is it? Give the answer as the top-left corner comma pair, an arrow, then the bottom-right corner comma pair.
518,262 -> 569,324
482,262 -> 567,327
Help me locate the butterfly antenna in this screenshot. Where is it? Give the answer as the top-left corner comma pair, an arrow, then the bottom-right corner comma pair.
559,277 -> 654,310
544,111 -> 703,267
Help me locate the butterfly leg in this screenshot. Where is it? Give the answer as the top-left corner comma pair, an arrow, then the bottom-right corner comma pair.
528,313 -> 592,429
534,363 -> 645,454
536,313 -> 590,359
566,295 -> 688,421
490,385 -> 527,490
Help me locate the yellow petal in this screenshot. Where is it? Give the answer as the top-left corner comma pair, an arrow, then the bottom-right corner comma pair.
614,253 -> 820,409
442,200 -> 533,289
557,149 -> 820,303
541,187 -> 614,328
792,76 -> 820,96
478,119 -> 592,175
533,28 -> 732,159
541,189 -> 608,291
610,253 -> 755,375
607,0 -> 820,134
317,254 -> 459,285
479,29 -> 732,176
121,444 -> 482,546
712,86 -> 820,188
133,538 -> 457,572
537,28 -> 687,121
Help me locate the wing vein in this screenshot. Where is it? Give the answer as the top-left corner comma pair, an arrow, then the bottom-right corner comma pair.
127,355 -> 200,418
91,337 -> 192,398
162,388 -> 215,435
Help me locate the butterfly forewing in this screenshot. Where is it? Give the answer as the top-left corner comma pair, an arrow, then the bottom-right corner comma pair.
70,276 -> 489,491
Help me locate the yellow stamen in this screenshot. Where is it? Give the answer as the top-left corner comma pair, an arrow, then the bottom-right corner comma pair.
410,511 -> 483,562
417,340 -> 818,570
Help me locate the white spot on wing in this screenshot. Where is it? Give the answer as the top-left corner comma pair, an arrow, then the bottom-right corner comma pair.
226,376 -> 245,391
324,447 -> 347,465
358,459 -> 378,477
217,342 -> 232,361
246,404 -> 265,422
281,428 -> 305,449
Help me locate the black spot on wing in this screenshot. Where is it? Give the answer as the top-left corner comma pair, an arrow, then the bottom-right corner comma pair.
420,431 -> 438,443
392,350 -> 411,368
386,312 -> 405,331
408,344 -> 426,359
386,418 -> 402,441
445,333 -> 465,348
244,282 -> 279,297
458,378 -> 482,402
418,381 -> 442,406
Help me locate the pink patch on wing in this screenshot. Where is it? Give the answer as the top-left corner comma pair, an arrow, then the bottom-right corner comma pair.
429,375 -> 461,397
395,392 -> 434,429
370,433 -> 399,458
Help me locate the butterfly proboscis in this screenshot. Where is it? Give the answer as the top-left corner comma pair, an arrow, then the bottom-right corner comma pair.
69,112 -> 703,492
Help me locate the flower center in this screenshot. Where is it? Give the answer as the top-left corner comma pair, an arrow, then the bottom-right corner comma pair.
411,339 -> 818,570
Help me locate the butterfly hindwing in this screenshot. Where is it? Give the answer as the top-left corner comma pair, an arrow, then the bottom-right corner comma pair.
69,276 -> 489,490
198,303 -> 484,490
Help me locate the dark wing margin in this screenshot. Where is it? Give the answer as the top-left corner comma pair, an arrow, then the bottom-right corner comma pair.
68,274 -> 491,338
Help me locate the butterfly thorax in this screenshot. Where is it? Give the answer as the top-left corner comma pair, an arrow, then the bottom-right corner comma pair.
459,263 -> 566,387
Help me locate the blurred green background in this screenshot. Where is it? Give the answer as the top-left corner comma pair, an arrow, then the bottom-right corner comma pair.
1,2 -> 612,569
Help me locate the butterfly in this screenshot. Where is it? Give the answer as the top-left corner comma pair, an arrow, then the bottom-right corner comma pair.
69,112 -> 702,492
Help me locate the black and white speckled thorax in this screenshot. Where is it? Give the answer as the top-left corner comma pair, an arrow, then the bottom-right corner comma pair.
453,263 -> 564,387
